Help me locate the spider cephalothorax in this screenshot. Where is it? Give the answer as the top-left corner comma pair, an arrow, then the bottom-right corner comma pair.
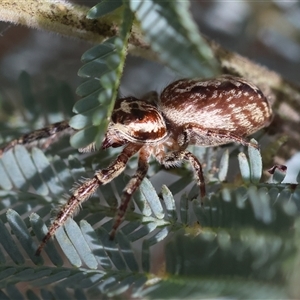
102,97 -> 168,149
0,75 -> 273,255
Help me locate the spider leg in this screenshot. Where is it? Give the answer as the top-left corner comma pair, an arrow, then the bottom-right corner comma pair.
109,147 -> 150,240
35,143 -> 142,256
0,120 -> 73,157
180,124 -> 259,149
205,129 -> 259,149
161,149 -> 206,200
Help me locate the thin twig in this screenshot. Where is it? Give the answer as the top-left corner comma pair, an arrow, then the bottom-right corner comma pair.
0,0 -> 154,58
0,0 -> 117,43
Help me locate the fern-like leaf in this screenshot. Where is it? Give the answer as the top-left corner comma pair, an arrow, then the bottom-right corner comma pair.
128,0 -> 219,78
87,0 -> 124,19
70,4 -> 133,150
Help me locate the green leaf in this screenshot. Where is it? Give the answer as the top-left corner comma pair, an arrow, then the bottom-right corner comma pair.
56,225 -> 82,267
71,8 -> 133,149
218,149 -> 229,182
76,79 -> 102,97
179,194 -> 188,224
15,145 -> 48,195
116,231 -> 139,272
64,219 -> 98,269
0,218 -> 24,264
248,139 -> 262,183
30,213 -> 63,266
79,220 -> 113,270
141,276 -> 289,299
18,71 -> 37,122
69,125 -> 102,149
238,152 -> 251,183
81,37 -> 119,63
0,162 -> 13,190
161,185 -> 177,221
32,148 -> 64,196
297,169 -> 300,183
0,150 -> 28,190
269,165 -> 287,183
87,0 -> 123,19
78,59 -> 111,79
97,227 -> 127,270
129,0 -> 219,77
128,223 -> 157,242
166,229 -> 294,280
140,178 -> 164,219
6,209 -> 42,265
73,89 -> 105,114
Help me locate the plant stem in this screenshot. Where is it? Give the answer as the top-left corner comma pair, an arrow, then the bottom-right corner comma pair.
0,0 -> 118,43
0,0 -> 154,58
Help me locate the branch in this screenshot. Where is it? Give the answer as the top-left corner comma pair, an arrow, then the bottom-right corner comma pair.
0,0 -> 154,59
0,0 -> 120,43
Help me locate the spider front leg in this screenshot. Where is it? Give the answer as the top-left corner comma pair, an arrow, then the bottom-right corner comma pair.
161,149 -> 206,199
0,121 -> 72,157
35,143 -> 142,255
109,147 -> 150,239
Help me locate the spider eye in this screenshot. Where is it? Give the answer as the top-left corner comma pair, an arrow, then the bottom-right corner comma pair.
111,114 -> 118,123
111,111 -> 127,124
132,109 -> 145,121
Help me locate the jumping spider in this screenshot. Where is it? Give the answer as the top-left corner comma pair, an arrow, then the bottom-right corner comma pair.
0,75 -> 272,255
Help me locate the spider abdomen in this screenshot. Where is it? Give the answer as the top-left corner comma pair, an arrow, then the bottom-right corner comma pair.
160,76 -> 272,139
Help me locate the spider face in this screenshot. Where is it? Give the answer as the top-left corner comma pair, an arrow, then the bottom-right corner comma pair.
0,75 -> 272,255
102,97 -> 168,149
